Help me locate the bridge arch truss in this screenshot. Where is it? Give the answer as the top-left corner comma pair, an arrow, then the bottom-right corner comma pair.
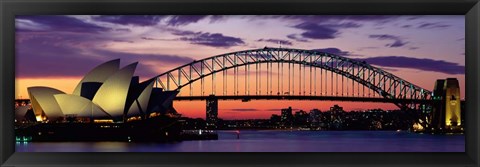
154,47 -> 432,108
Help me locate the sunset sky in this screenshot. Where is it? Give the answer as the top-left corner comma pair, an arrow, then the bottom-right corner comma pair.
15,15 -> 465,119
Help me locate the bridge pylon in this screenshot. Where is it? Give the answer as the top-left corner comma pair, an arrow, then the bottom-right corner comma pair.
430,78 -> 462,132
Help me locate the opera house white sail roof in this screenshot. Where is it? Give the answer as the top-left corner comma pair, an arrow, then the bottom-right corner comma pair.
92,62 -> 137,119
72,59 -> 120,96
28,87 -> 65,121
26,59 -> 175,123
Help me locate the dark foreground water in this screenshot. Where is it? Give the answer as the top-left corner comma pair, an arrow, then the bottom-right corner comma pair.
16,130 -> 465,152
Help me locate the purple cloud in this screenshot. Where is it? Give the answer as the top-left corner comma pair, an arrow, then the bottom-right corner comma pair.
311,48 -> 351,57
292,22 -> 361,40
112,39 -> 134,43
357,56 -> 464,75
208,15 -> 226,23
389,40 -> 408,47
329,15 -> 399,22
176,31 -> 245,48
166,15 -> 210,26
16,34 -> 105,78
92,15 -> 164,26
141,37 -> 158,41
256,39 -> 293,46
331,22 -> 363,28
16,31 -> 193,78
16,15 -> 110,33
141,28 -> 245,48
93,49 -> 193,65
114,28 -> 131,32
293,22 -> 337,39
368,34 -> 408,48
406,16 -> 422,20
287,34 -> 309,42
94,15 -> 222,27
170,30 -> 200,36
418,22 -> 450,29
368,34 -> 400,40
268,15 -> 398,23
91,49 -> 194,77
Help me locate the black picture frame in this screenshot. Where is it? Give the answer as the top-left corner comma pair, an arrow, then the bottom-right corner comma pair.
1,0 -> 479,166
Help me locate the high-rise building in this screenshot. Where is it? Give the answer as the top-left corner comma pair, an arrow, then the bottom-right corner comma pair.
206,95 -> 218,129
309,109 -> 321,125
281,107 -> 293,123
330,104 -> 343,113
294,110 -> 309,125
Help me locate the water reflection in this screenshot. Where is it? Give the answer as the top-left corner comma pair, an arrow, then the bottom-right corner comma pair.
16,131 -> 465,152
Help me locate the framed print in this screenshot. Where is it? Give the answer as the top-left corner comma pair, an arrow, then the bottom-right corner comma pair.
1,0 -> 479,167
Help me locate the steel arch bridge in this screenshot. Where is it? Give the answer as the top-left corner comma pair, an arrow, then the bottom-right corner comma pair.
153,47 -> 432,109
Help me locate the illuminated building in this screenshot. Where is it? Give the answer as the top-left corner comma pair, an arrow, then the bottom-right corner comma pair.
72,59 -> 120,96
28,87 -> 66,121
206,95 -> 218,129
309,109 -> 321,127
294,110 -> 308,125
54,94 -> 111,119
330,104 -> 343,113
25,59 -> 179,123
281,107 -> 293,123
91,62 -> 138,121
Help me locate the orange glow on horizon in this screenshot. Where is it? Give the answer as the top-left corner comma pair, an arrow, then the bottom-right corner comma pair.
16,64 -> 465,120
16,78 -> 81,99
174,100 -> 398,120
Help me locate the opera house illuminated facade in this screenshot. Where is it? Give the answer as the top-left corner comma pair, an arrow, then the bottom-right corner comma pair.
24,59 -> 178,123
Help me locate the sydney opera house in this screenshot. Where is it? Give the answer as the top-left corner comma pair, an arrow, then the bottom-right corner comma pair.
18,59 -> 179,124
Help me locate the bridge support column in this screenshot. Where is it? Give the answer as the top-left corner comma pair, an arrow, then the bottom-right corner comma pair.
206,95 -> 218,129
431,79 -> 446,130
431,78 -> 462,132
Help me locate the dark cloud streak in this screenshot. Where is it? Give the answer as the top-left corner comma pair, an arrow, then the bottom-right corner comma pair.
174,30 -> 245,48
256,39 -> 293,46
92,15 -> 164,26
293,22 -> 337,39
166,15 -> 209,26
368,34 -> 408,48
418,22 -> 450,29
17,15 -> 110,33
287,34 -> 309,42
311,48 -> 352,57
357,56 -> 464,75
292,22 -> 361,40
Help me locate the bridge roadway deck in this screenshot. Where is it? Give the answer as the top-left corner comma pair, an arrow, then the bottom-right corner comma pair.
174,95 -> 433,104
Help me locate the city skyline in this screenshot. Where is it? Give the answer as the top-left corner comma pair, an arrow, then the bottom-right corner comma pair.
15,15 -> 465,119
